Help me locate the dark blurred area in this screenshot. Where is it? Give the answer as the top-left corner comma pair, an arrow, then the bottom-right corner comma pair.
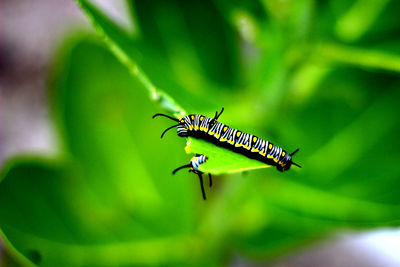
1,0 -> 400,266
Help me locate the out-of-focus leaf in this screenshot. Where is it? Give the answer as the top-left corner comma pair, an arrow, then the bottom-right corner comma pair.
77,0 -> 236,114
76,0 -> 186,117
317,43 -> 400,73
133,0 -> 240,88
335,0 -> 391,42
0,38 -> 202,266
0,159 -> 196,266
53,38 -> 196,232
306,87 -> 400,182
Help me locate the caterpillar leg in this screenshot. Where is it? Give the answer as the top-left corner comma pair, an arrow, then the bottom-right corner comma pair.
172,154 -> 211,200
197,173 -> 206,200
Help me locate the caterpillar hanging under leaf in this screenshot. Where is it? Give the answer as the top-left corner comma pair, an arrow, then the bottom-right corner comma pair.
172,154 -> 212,200
153,108 -> 301,199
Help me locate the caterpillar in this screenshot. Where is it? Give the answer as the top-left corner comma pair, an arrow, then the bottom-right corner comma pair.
153,108 -> 301,199
172,154 -> 212,200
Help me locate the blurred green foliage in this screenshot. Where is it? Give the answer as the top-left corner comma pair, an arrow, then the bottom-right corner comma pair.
1,0 -> 400,266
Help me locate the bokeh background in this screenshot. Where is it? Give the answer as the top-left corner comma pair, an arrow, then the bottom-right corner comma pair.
1,0 -> 400,266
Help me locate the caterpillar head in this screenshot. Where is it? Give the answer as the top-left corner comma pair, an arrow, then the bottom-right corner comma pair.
277,149 -> 301,172
177,116 -> 191,137
152,113 -> 192,138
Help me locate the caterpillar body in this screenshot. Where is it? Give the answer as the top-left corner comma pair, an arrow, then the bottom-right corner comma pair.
154,108 -> 300,172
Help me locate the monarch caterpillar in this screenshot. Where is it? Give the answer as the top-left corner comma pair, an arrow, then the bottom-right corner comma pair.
172,154 -> 212,200
153,108 -> 301,199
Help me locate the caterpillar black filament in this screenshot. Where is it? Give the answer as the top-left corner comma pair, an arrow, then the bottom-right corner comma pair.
153,108 -> 301,199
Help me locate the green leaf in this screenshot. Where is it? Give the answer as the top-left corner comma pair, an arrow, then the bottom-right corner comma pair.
335,0 -> 391,42
132,0 -> 240,88
0,159 -> 197,266
76,0 -> 186,117
185,138 -> 271,175
317,42 -> 400,73
0,38 -> 203,266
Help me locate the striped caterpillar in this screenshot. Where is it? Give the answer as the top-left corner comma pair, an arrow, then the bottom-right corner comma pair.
153,108 -> 301,199
172,154 -> 211,200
